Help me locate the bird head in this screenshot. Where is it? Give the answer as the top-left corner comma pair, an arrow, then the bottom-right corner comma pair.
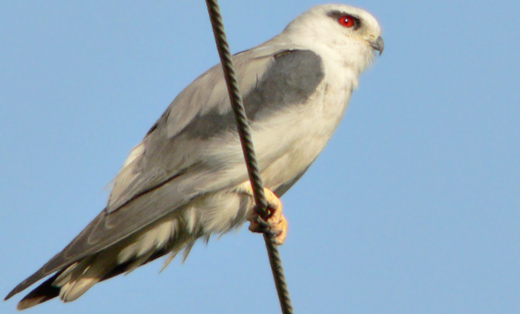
282,4 -> 383,73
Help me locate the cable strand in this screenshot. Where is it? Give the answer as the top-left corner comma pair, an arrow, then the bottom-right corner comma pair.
204,1 -> 293,313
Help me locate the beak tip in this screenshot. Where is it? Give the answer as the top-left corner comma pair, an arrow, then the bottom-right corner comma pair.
372,36 -> 384,56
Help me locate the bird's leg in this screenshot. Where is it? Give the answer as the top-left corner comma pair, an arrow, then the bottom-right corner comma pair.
246,186 -> 287,245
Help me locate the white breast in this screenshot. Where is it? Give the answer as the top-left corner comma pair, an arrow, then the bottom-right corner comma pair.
254,50 -> 355,191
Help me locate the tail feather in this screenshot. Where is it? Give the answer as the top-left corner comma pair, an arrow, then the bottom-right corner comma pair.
59,277 -> 100,303
13,222 -> 193,310
8,202 -> 239,310
14,252 -> 156,310
16,274 -> 60,311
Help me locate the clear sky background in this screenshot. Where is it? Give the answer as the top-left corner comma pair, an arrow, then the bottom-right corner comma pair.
1,1 -> 518,313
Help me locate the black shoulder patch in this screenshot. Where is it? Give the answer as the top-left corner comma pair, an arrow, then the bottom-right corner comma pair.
243,49 -> 325,120
181,50 -> 324,139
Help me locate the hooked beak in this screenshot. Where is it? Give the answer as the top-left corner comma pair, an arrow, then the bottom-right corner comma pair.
370,36 -> 384,56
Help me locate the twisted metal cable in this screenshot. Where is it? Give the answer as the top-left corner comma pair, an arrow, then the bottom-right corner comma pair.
204,1 -> 293,313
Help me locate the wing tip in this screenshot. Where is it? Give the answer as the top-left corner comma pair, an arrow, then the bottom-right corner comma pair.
4,291 -> 15,302
5,282 -> 27,301
4,272 -> 46,302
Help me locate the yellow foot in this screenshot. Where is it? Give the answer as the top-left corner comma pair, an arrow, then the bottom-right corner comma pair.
246,187 -> 287,246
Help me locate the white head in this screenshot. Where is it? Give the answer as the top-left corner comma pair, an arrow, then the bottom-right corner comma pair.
281,4 -> 383,74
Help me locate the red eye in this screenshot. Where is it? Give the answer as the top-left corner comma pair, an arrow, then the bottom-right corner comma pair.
338,15 -> 356,28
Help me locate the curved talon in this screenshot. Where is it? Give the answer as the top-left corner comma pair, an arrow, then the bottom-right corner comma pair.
246,187 -> 287,245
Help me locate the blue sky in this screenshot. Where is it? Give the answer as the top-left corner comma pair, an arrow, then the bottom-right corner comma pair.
1,1 -> 519,313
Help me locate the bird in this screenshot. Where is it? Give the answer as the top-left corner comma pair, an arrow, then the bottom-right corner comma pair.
5,4 -> 383,310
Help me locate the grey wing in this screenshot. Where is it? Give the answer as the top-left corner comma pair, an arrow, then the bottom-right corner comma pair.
6,48 -> 324,300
